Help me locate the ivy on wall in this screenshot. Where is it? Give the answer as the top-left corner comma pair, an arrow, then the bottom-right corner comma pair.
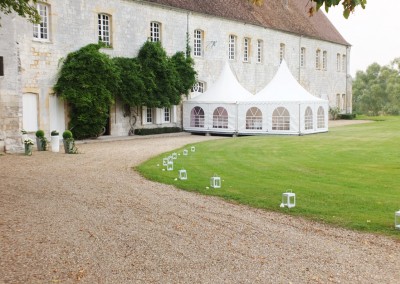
54,42 -> 196,139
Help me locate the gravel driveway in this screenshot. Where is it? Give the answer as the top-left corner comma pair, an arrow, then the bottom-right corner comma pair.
1,131 -> 399,283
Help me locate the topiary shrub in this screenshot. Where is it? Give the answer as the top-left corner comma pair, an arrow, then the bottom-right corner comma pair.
51,130 -> 59,136
35,130 -> 45,138
62,130 -> 73,139
134,127 -> 181,135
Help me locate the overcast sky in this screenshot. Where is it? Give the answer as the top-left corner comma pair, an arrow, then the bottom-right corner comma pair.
324,0 -> 400,76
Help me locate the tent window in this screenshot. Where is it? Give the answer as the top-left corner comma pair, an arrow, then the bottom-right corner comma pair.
246,107 -> 262,130
190,106 -> 204,127
304,107 -> 313,130
213,107 -> 228,129
272,107 -> 290,130
317,106 -> 325,128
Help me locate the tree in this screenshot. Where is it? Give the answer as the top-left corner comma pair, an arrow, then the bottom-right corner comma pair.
248,0 -> 367,19
0,0 -> 40,24
353,59 -> 400,116
54,44 -> 120,139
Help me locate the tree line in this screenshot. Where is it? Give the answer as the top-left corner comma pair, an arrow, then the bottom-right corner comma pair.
352,58 -> 400,116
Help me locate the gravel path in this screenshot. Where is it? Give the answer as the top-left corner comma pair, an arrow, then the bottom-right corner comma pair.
1,131 -> 399,283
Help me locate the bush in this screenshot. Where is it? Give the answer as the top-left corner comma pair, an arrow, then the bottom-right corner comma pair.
134,127 -> 181,135
51,130 -> 59,136
338,113 -> 357,120
35,130 -> 45,138
62,130 -> 73,139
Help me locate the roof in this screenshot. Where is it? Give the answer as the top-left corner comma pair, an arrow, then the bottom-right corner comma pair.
188,62 -> 253,103
144,0 -> 349,46
250,60 -> 327,103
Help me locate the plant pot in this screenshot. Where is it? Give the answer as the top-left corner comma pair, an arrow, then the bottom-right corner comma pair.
24,144 -> 32,156
63,139 -> 74,154
36,137 -> 43,151
51,135 -> 60,152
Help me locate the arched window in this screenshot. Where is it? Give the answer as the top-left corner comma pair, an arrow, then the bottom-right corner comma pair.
213,107 -> 228,129
317,106 -> 325,128
246,107 -> 262,130
272,107 -> 290,130
190,106 -> 204,127
304,107 -> 313,130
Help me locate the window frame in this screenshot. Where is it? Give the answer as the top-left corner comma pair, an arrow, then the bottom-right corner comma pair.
257,39 -> 263,63
33,2 -> 50,41
272,107 -> 290,131
246,107 -> 263,130
337,53 -> 341,72
342,54 -> 347,72
317,106 -> 325,128
322,51 -> 327,70
212,107 -> 229,129
279,43 -> 285,63
228,35 -> 236,60
150,21 -> 161,43
315,49 -> 321,70
243,37 -> 250,63
163,107 -> 171,123
192,81 -> 205,93
304,107 -> 313,130
190,106 -> 205,128
193,29 -> 203,57
300,47 -> 306,68
98,13 -> 112,46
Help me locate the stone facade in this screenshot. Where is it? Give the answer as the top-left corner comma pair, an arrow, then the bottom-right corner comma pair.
0,0 -> 351,152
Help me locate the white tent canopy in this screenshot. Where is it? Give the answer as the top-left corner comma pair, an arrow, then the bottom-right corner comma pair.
183,60 -> 329,135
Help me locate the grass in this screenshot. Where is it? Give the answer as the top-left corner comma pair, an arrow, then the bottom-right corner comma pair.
137,116 -> 400,237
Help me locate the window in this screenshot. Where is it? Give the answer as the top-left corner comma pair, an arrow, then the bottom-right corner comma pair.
192,81 -> 205,93
150,22 -> 161,42
246,107 -> 262,130
337,53 -> 341,72
300,47 -> 306,68
272,107 -> 290,130
317,106 -> 325,128
190,106 -> 205,127
243,38 -> 250,62
213,107 -> 228,129
163,107 -> 170,123
193,29 -> 203,57
315,49 -> 321,69
98,14 -> 111,46
342,94 -> 346,111
336,94 -> 341,109
0,56 -> 3,76
257,40 -> 263,63
304,107 -> 313,130
228,35 -> 236,60
322,51 -> 327,70
146,108 -> 153,123
33,3 -> 49,40
23,93 -> 38,131
342,55 -> 346,72
280,43 -> 285,63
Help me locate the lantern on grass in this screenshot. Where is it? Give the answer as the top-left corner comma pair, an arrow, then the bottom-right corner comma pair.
210,175 -> 221,189
179,169 -> 187,180
191,146 -> 195,152
168,155 -> 173,163
395,210 -> 400,230
172,152 -> 177,160
167,161 -> 173,171
163,157 -> 168,166
280,190 -> 296,208
183,149 -> 188,156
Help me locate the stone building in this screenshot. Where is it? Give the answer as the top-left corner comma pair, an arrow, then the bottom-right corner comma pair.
0,0 -> 351,152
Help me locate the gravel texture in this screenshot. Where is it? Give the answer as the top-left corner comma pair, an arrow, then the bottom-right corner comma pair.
1,130 -> 399,283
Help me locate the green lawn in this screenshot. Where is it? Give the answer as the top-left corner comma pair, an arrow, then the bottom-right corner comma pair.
136,116 -> 400,237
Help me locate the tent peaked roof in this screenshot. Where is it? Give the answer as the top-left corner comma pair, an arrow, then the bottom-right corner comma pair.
252,60 -> 326,103
189,62 -> 252,103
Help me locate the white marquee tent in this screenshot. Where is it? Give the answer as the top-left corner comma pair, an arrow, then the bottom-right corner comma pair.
183,60 -> 329,135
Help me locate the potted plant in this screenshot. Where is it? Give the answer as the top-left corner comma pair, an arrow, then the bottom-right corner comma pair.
24,138 -> 34,156
62,130 -> 76,154
35,130 -> 48,151
21,129 -> 28,144
50,130 -> 60,152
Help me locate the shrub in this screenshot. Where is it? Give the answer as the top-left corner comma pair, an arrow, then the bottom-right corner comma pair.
134,127 -> 181,135
338,113 -> 357,120
35,130 -> 45,138
51,130 -> 59,136
62,130 -> 73,139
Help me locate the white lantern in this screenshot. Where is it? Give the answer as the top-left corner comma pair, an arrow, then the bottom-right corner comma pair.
183,149 -> 188,156
395,210 -> 400,230
191,146 -> 195,152
168,155 -> 173,163
281,190 -> 296,208
172,152 -> 177,160
167,161 -> 173,171
163,157 -> 168,166
179,169 -> 187,180
210,176 -> 221,188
